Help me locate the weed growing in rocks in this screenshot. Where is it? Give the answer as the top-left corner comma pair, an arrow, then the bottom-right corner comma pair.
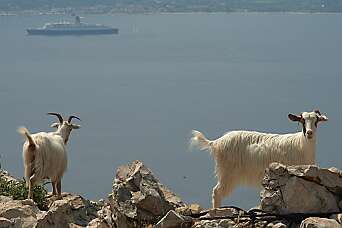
0,172 -> 48,210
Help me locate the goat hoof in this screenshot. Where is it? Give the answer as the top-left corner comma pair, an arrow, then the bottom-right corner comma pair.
46,194 -> 54,199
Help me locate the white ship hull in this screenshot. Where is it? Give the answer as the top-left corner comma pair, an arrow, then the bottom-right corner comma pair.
27,16 -> 119,36
27,28 -> 118,35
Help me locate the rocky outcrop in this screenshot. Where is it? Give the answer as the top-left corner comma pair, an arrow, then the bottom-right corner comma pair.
300,217 -> 340,228
0,193 -> 99,228
36,193 -> 99,227
261,163 -> 342,214
0,160 -> 187,228
109,160 -> 186,228
154,210 -> 193,228
0,161 -> 341,228
0,196 -> 40,228
87,201 -> 114,228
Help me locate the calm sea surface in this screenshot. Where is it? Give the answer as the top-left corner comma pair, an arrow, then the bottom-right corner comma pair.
0,13 -> 341,209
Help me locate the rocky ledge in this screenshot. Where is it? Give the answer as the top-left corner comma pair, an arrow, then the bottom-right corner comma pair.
0,161 -> 341,228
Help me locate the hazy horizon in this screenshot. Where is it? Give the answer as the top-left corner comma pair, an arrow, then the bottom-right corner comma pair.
1,0 -> 342,13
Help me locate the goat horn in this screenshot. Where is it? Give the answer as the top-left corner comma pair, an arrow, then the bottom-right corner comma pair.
68,115 -> 81,123
47,112 -> 63,123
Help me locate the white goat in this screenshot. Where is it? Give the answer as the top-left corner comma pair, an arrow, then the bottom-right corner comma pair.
18,113 -> 81,199
190,110 -> 328,208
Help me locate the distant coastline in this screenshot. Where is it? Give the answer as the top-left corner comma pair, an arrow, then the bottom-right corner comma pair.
1,8 -> 342,16
1,0 -> 342,15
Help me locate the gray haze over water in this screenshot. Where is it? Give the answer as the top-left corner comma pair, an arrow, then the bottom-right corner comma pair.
0,13 -> 341,209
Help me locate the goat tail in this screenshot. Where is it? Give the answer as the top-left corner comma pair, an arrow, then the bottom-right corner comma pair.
18,127 -> 36,149
190,130 -> 213,151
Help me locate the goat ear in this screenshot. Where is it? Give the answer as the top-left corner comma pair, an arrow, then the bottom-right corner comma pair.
71,124 -> 81,129
318,115 -> 328,122
50,123 -> 60,128
288,114 -> 302,122
314,109 -> 321,115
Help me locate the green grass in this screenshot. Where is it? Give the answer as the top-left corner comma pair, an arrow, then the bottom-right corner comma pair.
0,173 -> 49,211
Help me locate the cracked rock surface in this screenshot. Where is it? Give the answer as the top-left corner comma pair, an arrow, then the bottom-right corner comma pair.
110,160 -> 186,228
261,163 -> 342,214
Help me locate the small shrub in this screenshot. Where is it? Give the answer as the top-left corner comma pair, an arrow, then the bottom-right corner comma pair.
0,172 -> 48,210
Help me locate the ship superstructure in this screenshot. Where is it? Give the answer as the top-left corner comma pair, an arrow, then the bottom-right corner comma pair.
27,16 -> 118,35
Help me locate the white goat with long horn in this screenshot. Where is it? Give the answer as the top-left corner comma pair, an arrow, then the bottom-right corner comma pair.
18,113 -> 81,199
190,110 -> 328,208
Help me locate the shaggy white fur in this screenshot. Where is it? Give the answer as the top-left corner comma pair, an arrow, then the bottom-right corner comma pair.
190,110 -> 328,208
18,113 -> 80,199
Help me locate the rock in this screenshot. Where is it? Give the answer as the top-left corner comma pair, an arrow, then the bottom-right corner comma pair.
176,204 -> 202,216
0,190 -> 102,228
287,165 -> 342,195
87,218 -> 111,228
97,203 -> 114,226
97,199 -> 105,208
154,210 -> 193,228
110,160 -> 186,228
0,170 -> 19,183
36,193 -> 98,228
0,217 -> 14,228
69,224 -> 84,228
269,222 -> 288,228
87,202 -> 114,228
199,208 -> 238,219
191,207 -> 249,228
300,217 -> 341,228
192,219 -> 287,228
281,176 -> 337,213
192,219 -> 239,228
0,196 -> 40,228
261,163 -> 341,214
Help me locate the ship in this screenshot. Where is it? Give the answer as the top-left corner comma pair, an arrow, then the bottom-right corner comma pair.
27,16 -> 118,35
